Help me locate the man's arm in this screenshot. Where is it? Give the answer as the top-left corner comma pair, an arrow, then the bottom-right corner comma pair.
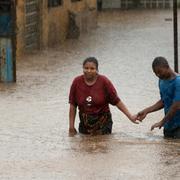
137,100 -> 164,121
163,101 -> 180,123
151,101 -> 180,130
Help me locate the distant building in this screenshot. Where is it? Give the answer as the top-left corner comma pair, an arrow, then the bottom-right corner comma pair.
0,0 -> 97,57
101,0 -> 174,9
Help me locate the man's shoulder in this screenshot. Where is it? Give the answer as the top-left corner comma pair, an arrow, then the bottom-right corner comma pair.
176,75 -> 180,80
174,75 -> 180,86
173,75 -> 180,84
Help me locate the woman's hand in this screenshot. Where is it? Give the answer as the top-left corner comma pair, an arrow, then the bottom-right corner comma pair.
129,114 -> 139,124
69,128 -> 77,136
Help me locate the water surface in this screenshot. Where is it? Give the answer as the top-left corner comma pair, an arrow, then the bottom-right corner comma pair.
0,9 -> 179,180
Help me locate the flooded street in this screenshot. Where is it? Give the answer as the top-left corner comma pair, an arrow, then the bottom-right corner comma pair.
0,9 -> 180,179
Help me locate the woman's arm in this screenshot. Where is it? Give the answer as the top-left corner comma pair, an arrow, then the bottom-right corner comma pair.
69,104 -> 77,135
116,100 -> 138,123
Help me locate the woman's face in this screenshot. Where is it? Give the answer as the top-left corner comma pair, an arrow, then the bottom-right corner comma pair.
83,62 -> 98,80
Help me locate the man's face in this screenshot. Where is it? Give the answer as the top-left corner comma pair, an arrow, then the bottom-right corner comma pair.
153,66 -> 170,80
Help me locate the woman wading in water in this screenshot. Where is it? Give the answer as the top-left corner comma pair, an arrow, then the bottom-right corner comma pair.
69,57 -> 138,136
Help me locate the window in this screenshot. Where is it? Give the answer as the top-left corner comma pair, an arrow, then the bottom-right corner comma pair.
48,0 -> 62,7
0,0 -> 11,13
71,0 -> 81,2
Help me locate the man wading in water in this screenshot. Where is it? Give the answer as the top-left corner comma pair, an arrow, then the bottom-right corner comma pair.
138,57 -> 180,138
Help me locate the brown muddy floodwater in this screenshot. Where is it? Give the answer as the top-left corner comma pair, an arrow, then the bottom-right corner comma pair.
0,10 -> 180,180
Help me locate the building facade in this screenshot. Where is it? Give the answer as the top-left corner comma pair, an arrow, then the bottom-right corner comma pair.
101,0 -> 175,9
2,0 -> 97,57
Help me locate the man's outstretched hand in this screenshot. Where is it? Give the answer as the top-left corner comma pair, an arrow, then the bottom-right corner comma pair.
151,120 -> 164,131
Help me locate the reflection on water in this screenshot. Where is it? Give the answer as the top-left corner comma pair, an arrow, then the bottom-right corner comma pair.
68,133 -> 180,154
66,133 -> 180,180
0,9 -> 180,180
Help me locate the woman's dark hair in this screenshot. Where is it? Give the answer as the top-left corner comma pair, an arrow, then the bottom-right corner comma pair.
152,56 -> 169,70
83,57 -> 99,70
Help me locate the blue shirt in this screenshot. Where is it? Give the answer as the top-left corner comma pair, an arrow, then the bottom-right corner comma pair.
159,75 -> 180,130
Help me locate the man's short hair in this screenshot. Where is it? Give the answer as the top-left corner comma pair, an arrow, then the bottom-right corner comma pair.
152,56 -> 169,69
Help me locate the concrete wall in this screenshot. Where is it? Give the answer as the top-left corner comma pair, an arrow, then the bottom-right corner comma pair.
16,0 -> 97,57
